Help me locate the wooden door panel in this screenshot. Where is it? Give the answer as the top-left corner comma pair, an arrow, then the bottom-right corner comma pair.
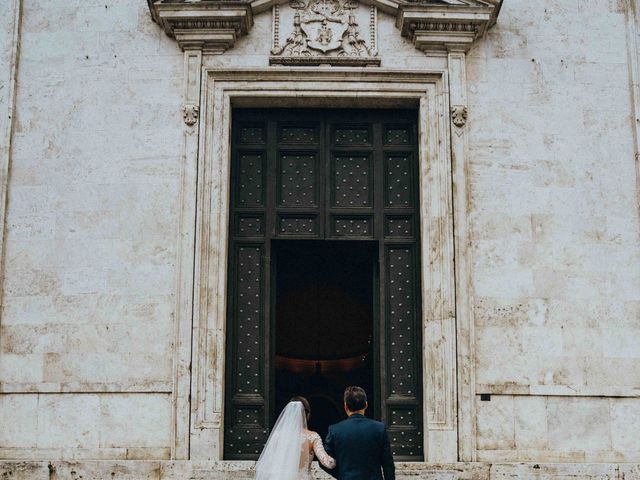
277,152 -> 319,207
236,152 -> 265,207
384,152 -> 415,208
277,214 -> 319,236
238,123 -> 266,145
331,153 -> 373,208
235,213 -> 265,237
278,123 -> 320,145
383,125 -> 412,146
332,124 -> 373,146
331,214 -> 374,238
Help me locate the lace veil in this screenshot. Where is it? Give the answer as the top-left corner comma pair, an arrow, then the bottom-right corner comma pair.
255,401 -> 309,480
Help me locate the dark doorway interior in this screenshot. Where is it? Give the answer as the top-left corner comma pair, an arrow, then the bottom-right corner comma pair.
273,240 -> 377,440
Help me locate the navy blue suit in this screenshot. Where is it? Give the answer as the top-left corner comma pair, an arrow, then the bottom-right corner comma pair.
323,413 -> 395,480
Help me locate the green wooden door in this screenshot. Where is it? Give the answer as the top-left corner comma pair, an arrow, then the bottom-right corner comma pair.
225,109 -> 424,461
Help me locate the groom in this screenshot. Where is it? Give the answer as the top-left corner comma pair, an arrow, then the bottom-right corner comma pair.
323,386 -> 395,480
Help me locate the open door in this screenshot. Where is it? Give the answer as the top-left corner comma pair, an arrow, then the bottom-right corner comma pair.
225,108 -> 423,461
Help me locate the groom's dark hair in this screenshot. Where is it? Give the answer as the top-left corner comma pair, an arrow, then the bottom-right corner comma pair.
344,386 -> 367,411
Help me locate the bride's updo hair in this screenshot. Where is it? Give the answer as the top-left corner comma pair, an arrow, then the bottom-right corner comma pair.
290,396 -> 311,421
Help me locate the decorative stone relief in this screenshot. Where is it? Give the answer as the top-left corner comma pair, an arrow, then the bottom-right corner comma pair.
451,105 -> 467,128
182,104 -> 199,127
148,0 -> 502,56
270,0 -> 380,66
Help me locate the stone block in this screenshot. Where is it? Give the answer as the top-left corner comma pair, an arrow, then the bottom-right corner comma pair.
546,398 -> 611,452
514,396 -> 548,450
521,327 -> 563,357
42,353 -> 172,385
0,395 -> 38,448
490,462 -> 619,480
474,268 -> 535,299
99,394 -> 171,449
582,357 -> 640,389
0,353 -> 43,384
0,462 -> 49,480
561,327 -> 604,358
476,396 -> 516,450
36,395 -> 101,449
474,297 -> 548,328
602,327 -> 640,359
610,399 -> 640,452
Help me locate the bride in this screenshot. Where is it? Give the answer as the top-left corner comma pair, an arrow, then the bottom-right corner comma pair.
255,396 -> 336,480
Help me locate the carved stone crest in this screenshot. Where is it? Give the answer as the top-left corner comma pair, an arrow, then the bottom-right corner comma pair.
270,0 -> 380,66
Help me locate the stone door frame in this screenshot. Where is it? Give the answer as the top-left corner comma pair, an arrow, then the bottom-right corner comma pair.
172,64 -> 476,463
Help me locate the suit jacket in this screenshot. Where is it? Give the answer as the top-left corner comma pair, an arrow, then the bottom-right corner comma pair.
323,414 -> 395,480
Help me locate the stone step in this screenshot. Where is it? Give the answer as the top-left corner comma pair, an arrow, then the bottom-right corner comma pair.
0,461 -> 638,480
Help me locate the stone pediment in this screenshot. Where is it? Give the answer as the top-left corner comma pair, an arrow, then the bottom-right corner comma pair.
148,0 -> 501,54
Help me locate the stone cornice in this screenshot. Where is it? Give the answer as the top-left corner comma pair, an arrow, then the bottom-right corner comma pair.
397,1 -> 501,53
147,0 -> 501,54
148,0 -> 253,53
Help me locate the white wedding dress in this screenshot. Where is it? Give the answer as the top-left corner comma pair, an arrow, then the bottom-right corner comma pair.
255,401 -> 336,480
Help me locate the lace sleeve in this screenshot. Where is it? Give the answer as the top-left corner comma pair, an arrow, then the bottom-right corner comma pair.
312,433 -> 336,469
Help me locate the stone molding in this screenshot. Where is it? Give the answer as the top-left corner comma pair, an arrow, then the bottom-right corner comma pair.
185,68 -> 462,462
147,0 -> 501,54
148,0 -> 253,53
477,383 -> 640,397
397,1 -> 501,53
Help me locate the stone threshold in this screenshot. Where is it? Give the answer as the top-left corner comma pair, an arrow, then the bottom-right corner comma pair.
1,461 -> 639,479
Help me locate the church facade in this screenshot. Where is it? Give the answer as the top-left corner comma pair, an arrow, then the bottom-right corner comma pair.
1,0 -> 640,478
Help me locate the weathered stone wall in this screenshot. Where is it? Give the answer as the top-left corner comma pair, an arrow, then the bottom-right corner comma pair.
1,0 -> 639,467
0,0 -> 183,460
467,0 -> 640,462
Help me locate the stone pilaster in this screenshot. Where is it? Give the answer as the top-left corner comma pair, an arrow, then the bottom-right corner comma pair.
0,0 -> 23,327
447,50 -> 476,462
